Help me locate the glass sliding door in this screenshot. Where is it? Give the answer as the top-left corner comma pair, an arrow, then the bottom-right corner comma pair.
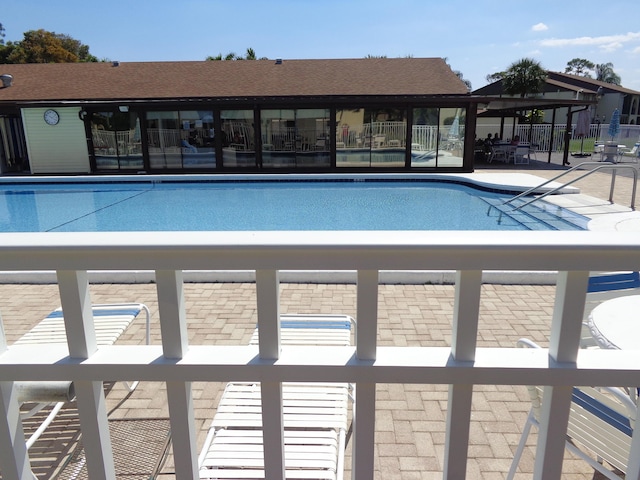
146,111 -> 181,169
221,110 -> 256,168
336,107 -> 406,168
91,111 -> 143,171
261,109 -> 296,168
411,107 -> 465,168
260,108 -> 330,168
146,110 -> 215,170
179,110 -> 215,169
295,109 -> 330,168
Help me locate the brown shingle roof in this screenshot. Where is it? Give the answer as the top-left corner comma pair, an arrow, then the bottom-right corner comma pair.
0,58 -> 469,103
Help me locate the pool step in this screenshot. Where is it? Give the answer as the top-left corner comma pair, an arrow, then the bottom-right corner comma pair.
484,197 -> 587,231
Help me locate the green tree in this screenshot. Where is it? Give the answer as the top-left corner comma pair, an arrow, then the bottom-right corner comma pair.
565,58 -> 594,77
595,62 -> 621,85
207,48 -> 266,61
443,58 -> 471,91
0,22 -> 5,45
485,71 -> 505,83
502,58 -> 547,97
0,29 -> 97,63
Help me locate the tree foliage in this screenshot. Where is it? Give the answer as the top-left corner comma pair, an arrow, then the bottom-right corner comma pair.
443,58 -> 471,91
0,29 -> 97,63
502,58 -> 547,97
0,22 -> 5,46
485,71 -> 505,83
206,48 -> 267,61
565,58 -> 595,77
595,62 -> 621,85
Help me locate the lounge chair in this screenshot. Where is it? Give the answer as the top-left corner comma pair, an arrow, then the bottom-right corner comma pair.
14,303 -> 150,449
198,314 -> 354,480
508,338 -> 637,480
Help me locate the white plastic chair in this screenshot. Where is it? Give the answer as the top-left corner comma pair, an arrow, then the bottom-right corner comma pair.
513,146 -> 530,164
508,338 -> 637,480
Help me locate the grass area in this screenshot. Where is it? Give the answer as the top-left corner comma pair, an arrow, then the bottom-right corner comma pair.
569,137 -> 596,153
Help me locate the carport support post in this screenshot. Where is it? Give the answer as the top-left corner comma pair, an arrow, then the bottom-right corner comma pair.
548,108 -> 557,163
563,110 -> 574,165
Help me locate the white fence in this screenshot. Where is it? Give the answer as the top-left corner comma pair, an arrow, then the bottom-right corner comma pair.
479,123 -> 640,152
2,231 -> 640,479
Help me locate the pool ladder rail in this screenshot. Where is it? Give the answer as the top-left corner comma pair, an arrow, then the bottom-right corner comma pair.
504,161 -> 638,212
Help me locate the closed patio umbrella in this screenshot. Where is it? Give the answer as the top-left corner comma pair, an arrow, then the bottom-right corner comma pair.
573,107 -> 591,157
608,108 -> 621,141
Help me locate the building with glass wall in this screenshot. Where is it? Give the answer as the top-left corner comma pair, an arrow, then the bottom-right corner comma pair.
0,58 -> 583,175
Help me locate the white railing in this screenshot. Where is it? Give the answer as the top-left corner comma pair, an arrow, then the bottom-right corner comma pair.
2,231 -> 640,480
479,123 -> 640,152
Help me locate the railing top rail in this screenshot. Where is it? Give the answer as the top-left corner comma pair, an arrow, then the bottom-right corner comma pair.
0,231 -> 639,272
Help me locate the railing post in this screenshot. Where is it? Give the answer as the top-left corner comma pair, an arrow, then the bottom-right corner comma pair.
533,270 -> 589,480
444,270 -> 482,479
0,316 -> 35,480
57,270 -> 115,480
352,269 -> 378,480
256,269 -> 285,480
156,269 -> 198,479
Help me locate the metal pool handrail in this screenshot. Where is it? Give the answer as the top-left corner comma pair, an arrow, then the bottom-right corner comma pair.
503,162 -> 638,211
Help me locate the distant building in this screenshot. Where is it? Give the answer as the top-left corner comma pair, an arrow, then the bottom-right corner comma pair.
474,71 -> 640,126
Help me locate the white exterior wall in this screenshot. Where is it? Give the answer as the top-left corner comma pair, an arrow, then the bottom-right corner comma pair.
22,107 -> 90,174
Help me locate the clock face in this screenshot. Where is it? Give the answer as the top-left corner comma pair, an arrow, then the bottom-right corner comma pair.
44,109 -> 60,125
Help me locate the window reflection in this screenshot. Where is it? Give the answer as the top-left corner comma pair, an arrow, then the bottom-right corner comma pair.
260,109 -> 330,168
411,107 -> 465,167
91,111 -> 142,170
221,110 -> 256,168
146,110 -> 215,170
336,108 -> 406,167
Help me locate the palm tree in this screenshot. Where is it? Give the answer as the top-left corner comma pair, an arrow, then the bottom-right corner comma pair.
206,48 -> 266,61
502,58 -> 547,97
595,62 -> 621,85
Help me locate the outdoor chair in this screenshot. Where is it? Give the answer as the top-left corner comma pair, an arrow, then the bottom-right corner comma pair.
13,303 -> 150,449
508,338 -> 637,480
488,145 -> 508,163
198,314 -> 354,480
620,142 -> 639,163
513,146 -> 530,165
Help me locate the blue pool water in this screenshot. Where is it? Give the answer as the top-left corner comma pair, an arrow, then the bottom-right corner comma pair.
0,179 -> 586,232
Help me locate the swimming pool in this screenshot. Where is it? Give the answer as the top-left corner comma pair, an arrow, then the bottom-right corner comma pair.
0,176 -> 586,232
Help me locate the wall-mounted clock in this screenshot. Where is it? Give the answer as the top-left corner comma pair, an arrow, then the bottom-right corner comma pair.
44,109 -> 60,125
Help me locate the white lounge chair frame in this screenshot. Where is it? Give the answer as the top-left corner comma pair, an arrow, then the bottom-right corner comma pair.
14,303 -> 150,449
198,314 -> 354,480
508,338 -> 638,479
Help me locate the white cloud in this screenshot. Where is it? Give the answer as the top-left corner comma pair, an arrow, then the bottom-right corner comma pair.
531,23 -> 548,32
540,32 -> 640,50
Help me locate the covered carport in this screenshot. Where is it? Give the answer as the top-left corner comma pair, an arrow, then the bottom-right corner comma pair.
476,97 -> 594,165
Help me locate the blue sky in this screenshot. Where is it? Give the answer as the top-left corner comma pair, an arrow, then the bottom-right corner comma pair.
3,0 -> 640,91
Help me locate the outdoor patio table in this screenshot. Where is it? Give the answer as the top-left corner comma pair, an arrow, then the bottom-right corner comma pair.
587,295 -> 640,350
